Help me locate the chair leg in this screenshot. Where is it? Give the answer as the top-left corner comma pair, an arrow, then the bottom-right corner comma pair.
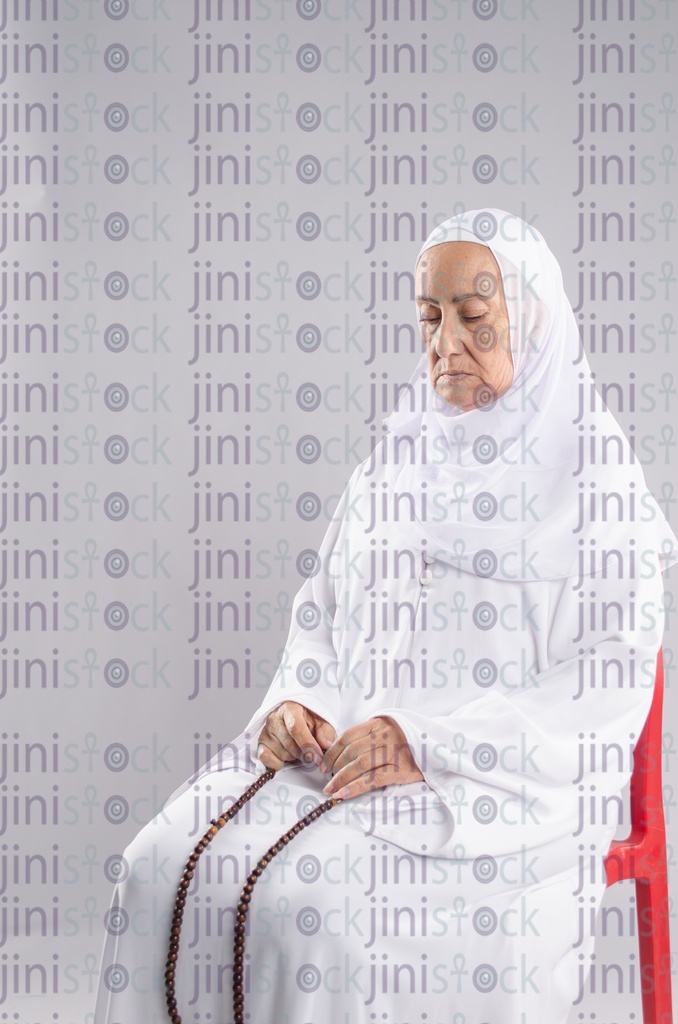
636,874 -> 673,1024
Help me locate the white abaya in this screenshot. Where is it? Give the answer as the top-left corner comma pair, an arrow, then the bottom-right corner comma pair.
94,449 -> 667,1024
95,207 -> 675,1023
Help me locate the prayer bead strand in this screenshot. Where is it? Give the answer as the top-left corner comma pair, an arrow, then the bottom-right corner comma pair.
164,768 -> 342,1023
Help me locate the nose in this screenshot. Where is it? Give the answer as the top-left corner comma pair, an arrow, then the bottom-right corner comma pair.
434,316 -> 465,358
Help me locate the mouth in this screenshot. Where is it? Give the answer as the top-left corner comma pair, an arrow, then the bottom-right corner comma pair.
435,371 -> 472,384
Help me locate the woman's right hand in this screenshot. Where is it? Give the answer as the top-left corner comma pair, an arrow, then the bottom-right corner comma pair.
256,701 -> 336,771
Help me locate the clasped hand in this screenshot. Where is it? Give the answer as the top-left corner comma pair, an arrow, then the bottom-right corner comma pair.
256,701 -> 424,801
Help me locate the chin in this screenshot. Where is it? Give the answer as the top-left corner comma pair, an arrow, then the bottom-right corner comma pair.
434,381 -> 470,410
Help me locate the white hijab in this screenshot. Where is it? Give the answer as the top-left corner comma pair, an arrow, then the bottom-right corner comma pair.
382,208 -> 678,582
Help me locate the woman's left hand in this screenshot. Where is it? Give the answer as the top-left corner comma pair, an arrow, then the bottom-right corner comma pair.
320,716 -> 424,800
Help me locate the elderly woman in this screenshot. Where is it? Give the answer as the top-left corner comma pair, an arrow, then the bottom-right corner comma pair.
95,209 -> 676,1024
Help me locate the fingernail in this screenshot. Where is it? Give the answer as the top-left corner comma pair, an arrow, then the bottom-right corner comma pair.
322,779 -> 335,793
319,762 -> 330,774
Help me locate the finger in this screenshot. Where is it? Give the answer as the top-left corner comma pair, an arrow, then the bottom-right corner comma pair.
331,737 -> 388,778
265,707 -> 309,763
282,705 -> 324,764
321,733 -> 387,789
367,718 -> 419,779
312,717 -> 337,752
325,766 -> 393,802
258,722 -> 298,765
322,724 -> 424,792
322,722 -> 373,773
256,742 -> 286,771
328,720 -> 388,775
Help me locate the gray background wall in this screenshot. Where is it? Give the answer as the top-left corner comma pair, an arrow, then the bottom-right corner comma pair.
6,1 -> 677,1020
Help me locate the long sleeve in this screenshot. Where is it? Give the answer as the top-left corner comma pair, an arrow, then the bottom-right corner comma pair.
374,561 -> 666,860
172,463 -> 367,797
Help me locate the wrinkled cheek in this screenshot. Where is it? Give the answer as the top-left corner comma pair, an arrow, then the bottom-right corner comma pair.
498,324 -> 512,358
496,361 -> 515,399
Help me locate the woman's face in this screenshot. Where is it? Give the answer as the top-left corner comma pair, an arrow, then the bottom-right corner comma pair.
415,240 -> 513,411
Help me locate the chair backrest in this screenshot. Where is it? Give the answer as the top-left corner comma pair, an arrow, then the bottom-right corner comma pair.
630,649 -> 666,838
605,648 -> 666,882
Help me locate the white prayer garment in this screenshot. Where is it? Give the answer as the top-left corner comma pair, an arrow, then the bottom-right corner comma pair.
94,210 -> 677,1024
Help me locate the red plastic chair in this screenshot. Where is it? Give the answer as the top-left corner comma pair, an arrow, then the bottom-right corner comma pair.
604,649 -> 673,1024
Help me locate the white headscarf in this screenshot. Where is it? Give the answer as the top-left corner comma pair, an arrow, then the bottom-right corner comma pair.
382,208 -> 678,582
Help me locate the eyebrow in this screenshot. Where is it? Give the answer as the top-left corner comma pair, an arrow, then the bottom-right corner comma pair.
416,292 -> 483,304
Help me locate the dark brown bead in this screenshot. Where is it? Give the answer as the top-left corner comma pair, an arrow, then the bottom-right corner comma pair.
161,771 -> 325,1024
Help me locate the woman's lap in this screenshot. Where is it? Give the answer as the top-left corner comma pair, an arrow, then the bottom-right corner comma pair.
94,766 -> 584,1024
